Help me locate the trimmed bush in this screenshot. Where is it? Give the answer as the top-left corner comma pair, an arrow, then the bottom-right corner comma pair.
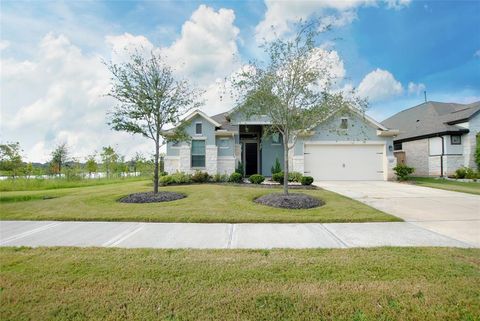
191,170 -> 210,183
393,164 -> 415,181
301,176 -> 314,186
170,172 -> 192,184
288,171 -> 303,182
229,172 -> 243,183
271,158 -> 282,175
248,174 -> 265,184
159,175 -> 173,185
272,171 -> 284,184
455,167 -> 467,179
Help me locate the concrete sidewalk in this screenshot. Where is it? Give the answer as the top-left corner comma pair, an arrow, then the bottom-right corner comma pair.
0,220 -> 474,249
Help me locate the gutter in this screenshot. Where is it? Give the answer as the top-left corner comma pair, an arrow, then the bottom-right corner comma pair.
439,135 -> 444,178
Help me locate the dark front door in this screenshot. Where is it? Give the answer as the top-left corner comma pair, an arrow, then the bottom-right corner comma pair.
244,142 -> 258,176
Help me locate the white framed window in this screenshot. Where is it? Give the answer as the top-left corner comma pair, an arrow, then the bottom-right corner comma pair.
195,122 -> 202,135
271,132 -> 281,145
219,138 -> 229,149
451,135 -> 461,145
340,117 -> 348,129
191,140 -> 205,168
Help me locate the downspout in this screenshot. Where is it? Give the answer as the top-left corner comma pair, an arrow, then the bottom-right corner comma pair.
440,136 -> 444,178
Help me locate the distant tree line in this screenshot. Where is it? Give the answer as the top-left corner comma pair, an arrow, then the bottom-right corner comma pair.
0,142 -> 160,180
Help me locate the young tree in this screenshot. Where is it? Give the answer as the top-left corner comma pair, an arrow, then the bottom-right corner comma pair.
50,143 -> 69,176
85,154 -> 98,177
232,21 -> 366,194
100,146 -> 119,178
105,51 -> 203,193
0,142 -> 24,178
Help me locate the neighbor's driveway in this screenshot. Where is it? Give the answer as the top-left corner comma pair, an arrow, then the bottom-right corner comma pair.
315,181 -> 480,246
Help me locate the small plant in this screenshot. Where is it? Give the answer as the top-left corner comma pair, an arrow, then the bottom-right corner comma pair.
393,164 -> 415,181
191,170 -> 210,183
235,162 -> 244,177
271,157 -> 282,175
229,172 -> 243,183
475,133 -> 480,170
288,171 -> 303,182
272,171 -> 284,184
301,176 -> 314,186
159,175 -> 173,185
248,174 -> 265,184
170,172 -> 192,184
213,173 -> 229,183
455,167 -> 467,179
465,167 -> 476,179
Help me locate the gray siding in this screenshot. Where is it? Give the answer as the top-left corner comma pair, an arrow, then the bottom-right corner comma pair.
261,134 -> 284,176
216,136 -> 235,157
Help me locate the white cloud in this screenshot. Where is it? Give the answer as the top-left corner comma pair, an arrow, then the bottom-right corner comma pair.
255,0 -> 410,42
164,4 -> 240,84
0,33 -> 151,162
474,49 -> 480,58
0,40 -> 10,50
357,68 -> 403,102
407,82 -> 426,95
105,33 -> 156,63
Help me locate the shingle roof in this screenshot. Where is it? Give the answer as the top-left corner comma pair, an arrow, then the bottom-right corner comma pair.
381,101 -> 480,141
211,111 -> 238,132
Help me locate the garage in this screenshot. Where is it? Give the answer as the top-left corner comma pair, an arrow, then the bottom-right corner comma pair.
304,143 -> 385,181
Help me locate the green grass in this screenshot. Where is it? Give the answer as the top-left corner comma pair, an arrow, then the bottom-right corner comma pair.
410,177 -> 480,195
0,181 -> 399,223
0,176 -> 148,192
1,247 -> 479,321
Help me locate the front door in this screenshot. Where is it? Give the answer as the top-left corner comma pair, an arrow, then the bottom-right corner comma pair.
244,142 -> 258,176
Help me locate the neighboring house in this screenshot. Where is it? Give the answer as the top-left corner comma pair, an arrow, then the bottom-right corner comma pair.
382,101 -> 480,177
164,108 -> 399,181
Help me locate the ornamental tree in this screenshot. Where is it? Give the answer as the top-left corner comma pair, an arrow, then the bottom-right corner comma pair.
105,51 -> 202,193
232,21 -> 366,194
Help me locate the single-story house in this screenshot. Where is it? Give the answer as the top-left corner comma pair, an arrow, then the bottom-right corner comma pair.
164,108 -> 399,181
382,101 -> 480,177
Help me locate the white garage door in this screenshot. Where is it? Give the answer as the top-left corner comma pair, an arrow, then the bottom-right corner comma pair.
304,144 -> 385,181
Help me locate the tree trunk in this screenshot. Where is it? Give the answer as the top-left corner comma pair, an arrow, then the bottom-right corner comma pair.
153,140 -> 160,194
283,139 -> 289,195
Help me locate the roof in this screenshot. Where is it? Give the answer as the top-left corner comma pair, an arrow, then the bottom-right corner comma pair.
382,101 -> 480,142
210,111 -> 238,132
183,109 -> 222,127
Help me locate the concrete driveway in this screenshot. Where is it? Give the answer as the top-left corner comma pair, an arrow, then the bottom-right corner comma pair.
315,181 -> 480,246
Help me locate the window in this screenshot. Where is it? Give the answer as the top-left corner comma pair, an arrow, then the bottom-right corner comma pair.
451,135 -> 461,145
171,141 -> 180,148
340,118 -> 348,129
219,138 -> 229,149
191,140 -> 205,167
394,142 -> 403,151
195,122 -> 202,135
271,132 -> 282,144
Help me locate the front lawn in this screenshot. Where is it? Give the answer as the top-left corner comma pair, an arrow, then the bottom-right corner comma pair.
410,177 -> 480,195
0,181 -> 399,223
1,247 -> 479,321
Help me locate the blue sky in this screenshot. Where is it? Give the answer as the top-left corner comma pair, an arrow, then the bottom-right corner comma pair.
1,0 -> 479,162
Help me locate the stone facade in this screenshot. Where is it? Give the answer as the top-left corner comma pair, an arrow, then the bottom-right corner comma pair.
444,155 -> 464,175
428,156 -> 442,176
205,145 -> 218,175
164,156 -> 180,174
217,156 -> 236,175
291,156 -> 304,173
403,139 -> 429,176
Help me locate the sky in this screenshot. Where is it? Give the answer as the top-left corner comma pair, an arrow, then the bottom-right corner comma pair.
1,0 -> 479,162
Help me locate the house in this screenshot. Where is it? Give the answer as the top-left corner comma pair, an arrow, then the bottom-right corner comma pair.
382,101 -> 480,177
164,108 -> 399,181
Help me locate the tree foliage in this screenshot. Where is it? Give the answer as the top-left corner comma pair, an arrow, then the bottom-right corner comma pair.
0,142 -> 24,178
100,146 -> 119,178
50,143 -> 69,176
105,50 -> 203,193
232,21 -> 366,194
86,154 -> 98,175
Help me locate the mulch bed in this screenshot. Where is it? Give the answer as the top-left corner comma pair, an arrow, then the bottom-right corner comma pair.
119,192 -> 186,203
254,193 -> 324,209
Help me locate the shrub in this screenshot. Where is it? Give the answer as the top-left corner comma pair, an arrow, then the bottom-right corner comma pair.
288,171 -> 303,182
393,164 -> 415,181
475,133 -> 480,170
271,158 -> 282,175
159,175 -> 173,185
248,174 -> 265,184
229,172 -> 243,183
235,162 -> 244,177
213,173 -> 229,183
272,171 -> 284,184
455,167 -> 467,179
191,170 -> 210,183
170,172 -> 192,184
464,167 -> 476,179
301,176 -> 314,186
